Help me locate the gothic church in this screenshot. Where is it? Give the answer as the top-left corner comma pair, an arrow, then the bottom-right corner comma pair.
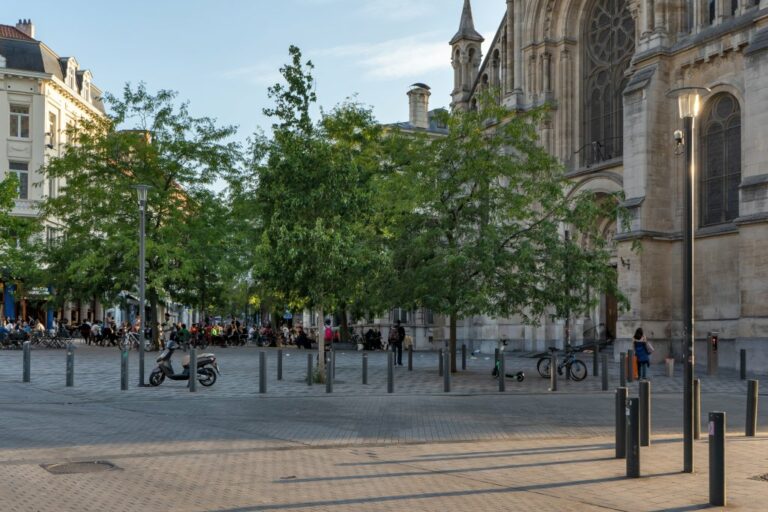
437,0 -> 768,369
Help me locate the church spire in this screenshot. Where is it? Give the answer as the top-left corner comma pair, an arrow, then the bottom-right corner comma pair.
450,0 -> 484,45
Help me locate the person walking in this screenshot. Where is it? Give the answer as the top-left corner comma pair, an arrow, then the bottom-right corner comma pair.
633,327 -> 653,379
390,320 -> 405,366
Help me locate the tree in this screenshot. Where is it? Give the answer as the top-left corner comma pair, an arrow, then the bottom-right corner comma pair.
0,175 -> 42,312
41,84 -> 239,341
383,95 -> 626,372
237,46 -> 387,371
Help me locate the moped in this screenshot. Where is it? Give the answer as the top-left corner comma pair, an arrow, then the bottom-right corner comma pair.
149,340 -> 219,387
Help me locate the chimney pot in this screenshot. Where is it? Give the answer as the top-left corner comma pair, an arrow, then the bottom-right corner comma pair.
407,84 -> 431,130
15,19 -> 35,39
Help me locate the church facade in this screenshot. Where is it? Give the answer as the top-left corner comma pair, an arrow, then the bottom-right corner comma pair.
434,0 -> 768,368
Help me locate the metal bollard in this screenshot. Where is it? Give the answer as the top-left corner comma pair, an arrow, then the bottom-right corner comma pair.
461,344 -> 467,370
694,379 -> 701,440
277,349 -> 283,381
387,352 -> 394,393
601,354 -> 609,391
22,341 -> 30,383
189,349 -> 197,392
740,349 -> 747,380
439,349 -> 444,376
443,351 -> 451,392
408,345 -> 413,371
66,343 -> 74,387
709,412 -> 726,506
639,380 -> 651,446
306,353 -> 313,386
259,351 -> 267,394
619,352 -> 627,388
626,397 -> 640,478
550,352 -> 557,392
747,379 -> 758,437
593,342 -> 599,377
331,348 -> 336,382
498,353 -> 506,392
707,336 -> 718,376
362,353 -> 368,385
121,347 -> 129,391
627,349 -> 634,384
615,387 -> 628,458
325,357 -> 333,393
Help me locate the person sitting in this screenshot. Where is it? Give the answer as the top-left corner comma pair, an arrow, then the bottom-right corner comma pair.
32,319 -> 46,334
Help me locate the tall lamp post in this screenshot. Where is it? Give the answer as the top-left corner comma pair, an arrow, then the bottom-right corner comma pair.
133,184 -> 150,386
667,86 -> 709,473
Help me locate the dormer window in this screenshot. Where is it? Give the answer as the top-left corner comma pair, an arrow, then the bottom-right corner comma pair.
81,71 -> 92,102
63,58 -> 79,92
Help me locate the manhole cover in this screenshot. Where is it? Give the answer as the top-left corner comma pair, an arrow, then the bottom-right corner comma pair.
750,474 -> 768,482
41,461 -> 120,475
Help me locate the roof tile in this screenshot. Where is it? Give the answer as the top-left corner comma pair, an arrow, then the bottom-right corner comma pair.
0,24 -> 34,41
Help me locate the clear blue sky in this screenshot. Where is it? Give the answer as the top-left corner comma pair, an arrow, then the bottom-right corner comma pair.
5,0 -> 503,141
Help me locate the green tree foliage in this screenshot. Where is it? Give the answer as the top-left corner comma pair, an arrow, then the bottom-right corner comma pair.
383,95 -> 626,371
41,84 -> 239,337
0,174 -> 41,288
236,46 -> 387,364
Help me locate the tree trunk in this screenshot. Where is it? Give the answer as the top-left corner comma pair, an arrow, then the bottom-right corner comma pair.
318,307 -> 325,375
450,311 -> 458,373
340,304 -> 349,342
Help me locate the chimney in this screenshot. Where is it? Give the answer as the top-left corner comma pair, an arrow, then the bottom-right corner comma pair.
15,19 -> 35,39
407,83 -> 431,130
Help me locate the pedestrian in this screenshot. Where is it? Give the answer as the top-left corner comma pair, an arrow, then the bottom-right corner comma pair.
80,319 -> 91,345
633,327 -> 653,379
390,320 -> 405,366
295,325 -> 311,349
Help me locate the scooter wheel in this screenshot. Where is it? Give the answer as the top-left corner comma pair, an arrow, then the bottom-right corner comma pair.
149,371 -> 165,387
198,368 -> 217,387
517,372 -> 525,382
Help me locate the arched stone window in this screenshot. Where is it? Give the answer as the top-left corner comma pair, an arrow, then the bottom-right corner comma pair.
582,0 -> 635,166
700,93 -> 741,227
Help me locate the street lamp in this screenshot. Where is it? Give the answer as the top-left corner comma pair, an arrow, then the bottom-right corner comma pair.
133,184 -> 150,386
666,86 -> 709,474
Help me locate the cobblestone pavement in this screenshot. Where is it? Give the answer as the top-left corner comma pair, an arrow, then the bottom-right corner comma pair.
1,344 -> 768,511
0,344 -> 761,400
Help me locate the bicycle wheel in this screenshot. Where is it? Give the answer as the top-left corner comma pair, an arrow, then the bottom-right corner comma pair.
537,357 -> 551,378
569,360 -> 587,381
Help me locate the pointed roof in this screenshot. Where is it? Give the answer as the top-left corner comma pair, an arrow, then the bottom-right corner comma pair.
450,0 -> 484,45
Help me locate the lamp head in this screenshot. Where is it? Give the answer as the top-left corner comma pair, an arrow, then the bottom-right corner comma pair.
665,86 -> 711,119
132,184 -> 151,207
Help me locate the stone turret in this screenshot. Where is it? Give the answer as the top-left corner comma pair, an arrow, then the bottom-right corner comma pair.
450,0 -> 484,111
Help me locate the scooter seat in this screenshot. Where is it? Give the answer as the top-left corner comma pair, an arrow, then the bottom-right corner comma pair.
181,353 -> 215,368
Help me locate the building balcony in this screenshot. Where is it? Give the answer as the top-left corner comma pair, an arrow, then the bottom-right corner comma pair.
12,198 -> 41,217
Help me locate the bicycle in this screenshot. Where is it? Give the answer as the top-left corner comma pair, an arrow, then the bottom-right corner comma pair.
118,331 -> 150,351
536,346 -> 588,381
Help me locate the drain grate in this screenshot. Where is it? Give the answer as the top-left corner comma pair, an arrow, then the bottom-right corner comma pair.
41,461 -> 120,475
750,474 -> 768,482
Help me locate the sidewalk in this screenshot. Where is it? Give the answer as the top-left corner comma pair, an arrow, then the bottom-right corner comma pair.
1,346 -> 767,511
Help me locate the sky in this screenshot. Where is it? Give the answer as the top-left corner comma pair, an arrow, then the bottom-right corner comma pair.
5,0 -> 505,142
